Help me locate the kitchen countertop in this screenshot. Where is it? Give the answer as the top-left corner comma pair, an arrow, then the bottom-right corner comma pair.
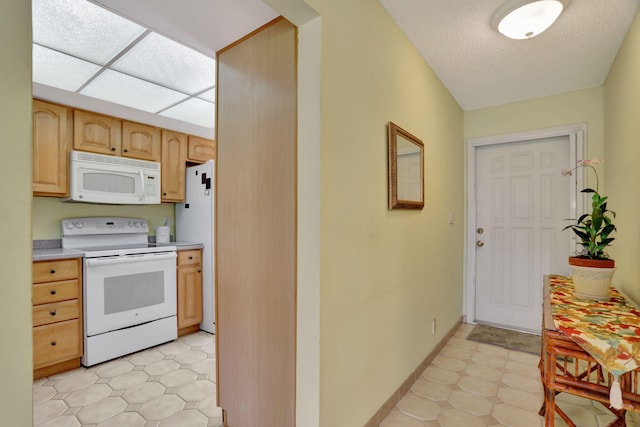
33,248 -> 85,261
161,241 -> 204,251
32,241 -> 203,261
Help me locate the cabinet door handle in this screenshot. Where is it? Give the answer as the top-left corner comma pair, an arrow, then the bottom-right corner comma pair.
50,269 -> 56,274
198,270 -> 201,273
189,256 -> 193,260
51,341 -> 57,346
50,290 -> 57,295
123,149 -> 128,153
111,147 -> 116,151
50,310 -> 57,316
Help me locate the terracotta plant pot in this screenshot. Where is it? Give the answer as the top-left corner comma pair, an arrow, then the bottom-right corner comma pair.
568,257 -> 616,300
568,256 -> 615,268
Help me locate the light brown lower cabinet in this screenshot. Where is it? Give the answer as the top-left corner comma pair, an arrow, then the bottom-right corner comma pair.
32,258 -> 83,379
177,249 -> 203,336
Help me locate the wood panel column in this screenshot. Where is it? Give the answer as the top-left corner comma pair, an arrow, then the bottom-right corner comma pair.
216,17 -> 297,427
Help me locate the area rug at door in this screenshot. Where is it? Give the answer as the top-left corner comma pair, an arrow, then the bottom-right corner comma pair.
466,324 -> 541,355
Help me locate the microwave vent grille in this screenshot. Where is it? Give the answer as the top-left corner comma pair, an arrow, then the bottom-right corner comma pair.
72,151 -> 160,171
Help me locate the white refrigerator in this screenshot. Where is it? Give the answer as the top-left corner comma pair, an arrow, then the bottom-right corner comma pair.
176,160 -> 215,333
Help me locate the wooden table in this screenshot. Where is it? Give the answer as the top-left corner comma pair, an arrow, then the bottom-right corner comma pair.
540,276 -> 640,426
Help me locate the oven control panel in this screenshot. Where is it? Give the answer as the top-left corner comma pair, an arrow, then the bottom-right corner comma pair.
62,217 -> 149,236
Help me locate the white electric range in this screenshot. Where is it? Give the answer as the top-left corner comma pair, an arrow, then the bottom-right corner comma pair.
62,217 -> 178,366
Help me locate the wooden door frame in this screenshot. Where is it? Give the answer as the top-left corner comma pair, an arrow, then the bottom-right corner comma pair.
464,124 -> 586,325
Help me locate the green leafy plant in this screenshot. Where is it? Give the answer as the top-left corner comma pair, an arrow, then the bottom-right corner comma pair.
562,158 -> 616,260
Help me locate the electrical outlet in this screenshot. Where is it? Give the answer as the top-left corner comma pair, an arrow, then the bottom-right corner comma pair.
432,318 -> 437,335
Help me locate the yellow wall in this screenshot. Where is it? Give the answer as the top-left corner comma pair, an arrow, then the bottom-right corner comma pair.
32,197 -> 175,240
303,0 -> 464,425
604,11 -> 640,302
465,87 -> 605,162
0,0 -> 33,424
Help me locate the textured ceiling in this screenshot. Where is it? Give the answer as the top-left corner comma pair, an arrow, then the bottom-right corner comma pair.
379,0 -> 640,110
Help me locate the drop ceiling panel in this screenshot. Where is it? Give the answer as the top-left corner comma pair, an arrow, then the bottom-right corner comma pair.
111,32 -> 216,95
33,45 -> 102,92
32,0 -> 223,129
33,0 -> 146,65
160,98 -> 215,128
197,88 -> 216,103
80,70 -> 188,113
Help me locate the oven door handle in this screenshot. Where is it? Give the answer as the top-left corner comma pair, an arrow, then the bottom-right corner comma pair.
85,252 -> 177,267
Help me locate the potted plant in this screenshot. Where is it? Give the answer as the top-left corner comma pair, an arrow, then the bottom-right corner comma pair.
562,157 -> 616,299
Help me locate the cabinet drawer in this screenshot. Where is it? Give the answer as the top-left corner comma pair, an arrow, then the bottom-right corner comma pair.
32,279 -> 79,305
33,319 -> 82,369
33,259 -> 79,283
33,300 -> 79,327
178,249 -> 202,266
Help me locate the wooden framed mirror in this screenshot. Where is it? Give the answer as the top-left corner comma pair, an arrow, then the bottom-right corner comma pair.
388,122 -> 424,210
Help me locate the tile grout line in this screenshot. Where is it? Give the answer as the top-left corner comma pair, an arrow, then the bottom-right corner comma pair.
33,331 -> 223,426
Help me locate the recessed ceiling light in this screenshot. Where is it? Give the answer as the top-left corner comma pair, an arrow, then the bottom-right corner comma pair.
491,0 -> 568,40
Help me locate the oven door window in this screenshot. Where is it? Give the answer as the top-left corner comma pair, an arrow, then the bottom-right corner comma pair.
104,271 -> 165,314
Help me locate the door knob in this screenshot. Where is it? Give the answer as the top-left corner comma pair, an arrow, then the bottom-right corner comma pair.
476,240 -> 484,247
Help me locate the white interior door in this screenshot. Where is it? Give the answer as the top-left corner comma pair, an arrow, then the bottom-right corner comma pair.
474,136 -> 572,332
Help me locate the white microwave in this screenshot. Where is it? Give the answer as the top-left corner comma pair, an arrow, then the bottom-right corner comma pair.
67,150 -> 161,204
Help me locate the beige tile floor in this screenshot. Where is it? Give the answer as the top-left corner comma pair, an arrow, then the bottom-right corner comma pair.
379,323 -> 640,427
34,325 -> 640,427
33,331 -> 222,427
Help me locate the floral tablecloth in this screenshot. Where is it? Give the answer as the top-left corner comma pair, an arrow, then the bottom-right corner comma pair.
549,274 -> 640,408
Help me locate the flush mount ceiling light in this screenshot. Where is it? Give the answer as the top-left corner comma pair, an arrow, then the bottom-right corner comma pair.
491,0 -> 568,40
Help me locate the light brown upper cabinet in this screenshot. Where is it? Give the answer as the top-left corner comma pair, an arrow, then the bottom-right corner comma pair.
161,130 -> 187,202
73,110 -> 122,156
187,135 -> 216,163
33,99 -> 71,197
122,121 -> 162,162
